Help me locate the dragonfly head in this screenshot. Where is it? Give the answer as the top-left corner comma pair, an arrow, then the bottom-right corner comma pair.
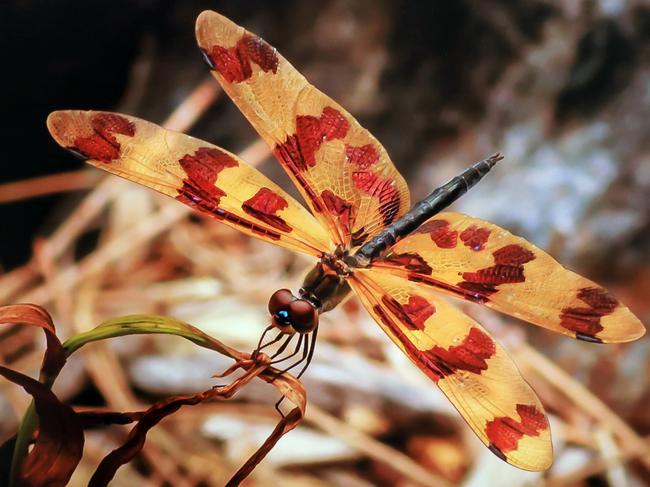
268,289 -> 318,334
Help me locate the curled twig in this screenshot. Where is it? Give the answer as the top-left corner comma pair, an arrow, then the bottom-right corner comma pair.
1,305 -> 307,487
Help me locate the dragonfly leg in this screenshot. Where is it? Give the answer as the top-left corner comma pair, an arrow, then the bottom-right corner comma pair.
273,327 -> 321,415
269,334 -> 304,365
268,333 -> 296,361
252,325 -> 283,361
296,327 -> 318,379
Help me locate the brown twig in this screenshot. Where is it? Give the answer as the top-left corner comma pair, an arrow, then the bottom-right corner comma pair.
0,170 -> 102,204
0,77 -> 223,305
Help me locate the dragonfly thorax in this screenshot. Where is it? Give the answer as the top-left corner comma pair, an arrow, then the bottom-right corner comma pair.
299,255 -> 352,314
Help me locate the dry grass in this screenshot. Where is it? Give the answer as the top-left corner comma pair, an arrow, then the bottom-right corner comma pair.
1,66 -> 649,487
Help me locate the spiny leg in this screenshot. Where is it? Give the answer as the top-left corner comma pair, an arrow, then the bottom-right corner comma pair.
296,327 -> 318,380
275,331 -> 312,377
273,330 -> 318,415
270,334 -> 304,365
268,333 -> 296,361
252,324 -> 275,359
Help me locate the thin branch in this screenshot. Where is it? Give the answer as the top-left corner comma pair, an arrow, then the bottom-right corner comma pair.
0,170 -> 101,204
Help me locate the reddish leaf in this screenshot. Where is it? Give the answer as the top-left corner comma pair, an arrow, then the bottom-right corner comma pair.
0,304 -> 69,486
0,366 -> 83,487
0,304 -> 66,384
77,411 -> 144,428
89,360 -> 307,487
226,407 -> 303,487
0,436 -> 17,485
88,387 -> 222,487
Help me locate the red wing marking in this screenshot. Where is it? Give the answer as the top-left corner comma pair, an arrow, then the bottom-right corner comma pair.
176,147 -> 238,209
381,294 -> 435,331
321,190 -> 354,235
415,219 -> 458,249
48,110 -> 335,255
460,225 -> 491,251
179,147 -> 239,183
352,171 -> 401,225
208,207 -> 283,240
73,113 -> 136,163
372,304 -> 444,382
486,404 -> 549,455
345,144 -> 379,169
376,211 -> 644,343
428,327 -> 496,377
242,188 -> 292,233
407,273 -> 489,304
349,268 -> 552,470
373,305 -> 496,382
384,252 -> 433,275
273,143 -> 325,213
204,34 -> 278,83
559,287 -> 619,342
276,107 -> 350,172
493,245 -> 536,266
458,244 -> 536,296
196,11 -> 412,248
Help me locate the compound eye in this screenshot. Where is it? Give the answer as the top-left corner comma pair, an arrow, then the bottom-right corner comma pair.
272,309 -> 292,330
268,289 -> 295,315
289,299 -> 318,333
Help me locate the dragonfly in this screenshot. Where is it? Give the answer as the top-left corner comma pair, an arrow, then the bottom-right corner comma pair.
47,10 -> 645,471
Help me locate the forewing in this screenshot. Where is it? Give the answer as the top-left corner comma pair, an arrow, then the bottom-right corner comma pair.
349,269 -> 552,471
371,211 -> 645,343
195,10 -> 410,248
47,110 -> 332,257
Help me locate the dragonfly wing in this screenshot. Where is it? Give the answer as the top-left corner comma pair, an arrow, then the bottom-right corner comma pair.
47,110 -> 333,257
370,211 -> 645,343
195,10 -> 410,248
349,269 -> 552,470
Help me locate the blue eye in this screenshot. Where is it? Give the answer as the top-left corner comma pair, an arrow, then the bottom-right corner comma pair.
276,309 -> 291,324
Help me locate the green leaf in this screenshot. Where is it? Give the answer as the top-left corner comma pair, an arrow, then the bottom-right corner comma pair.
11,313 -> 246,487
62,314 -> 243,360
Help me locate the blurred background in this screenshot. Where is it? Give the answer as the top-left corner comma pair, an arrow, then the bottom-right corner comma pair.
2,1 -> 650,485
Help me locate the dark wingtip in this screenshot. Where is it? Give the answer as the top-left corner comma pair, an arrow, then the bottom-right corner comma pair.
576,332 -> 604,344
65,147 -> 89,162
199,48 -> 216,70
488,443 -> 507,462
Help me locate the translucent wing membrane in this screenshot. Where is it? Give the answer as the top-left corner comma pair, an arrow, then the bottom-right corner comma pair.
371,212 -> 645,343
349,269 -> 552,471
195,10 -> 410,249
47,110 -> 332,257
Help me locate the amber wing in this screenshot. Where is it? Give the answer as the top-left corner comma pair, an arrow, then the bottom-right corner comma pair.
195,10 -> 410,249
349,269 -> 552,470
47,110 -> 333,257
370,211 -> 645,343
